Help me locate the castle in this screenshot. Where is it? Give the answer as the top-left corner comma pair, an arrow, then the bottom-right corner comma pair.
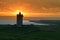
17,12 -> 23,27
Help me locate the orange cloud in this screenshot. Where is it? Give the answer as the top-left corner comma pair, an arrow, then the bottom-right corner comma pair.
0,0 -> 60,18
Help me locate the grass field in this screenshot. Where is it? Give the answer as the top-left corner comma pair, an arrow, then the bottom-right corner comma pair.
0,25 -> 60,40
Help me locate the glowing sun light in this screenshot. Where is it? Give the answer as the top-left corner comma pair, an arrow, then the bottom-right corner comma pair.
16,10 -> 21,14
17,10 -> 27,15
12,10 -> 28,17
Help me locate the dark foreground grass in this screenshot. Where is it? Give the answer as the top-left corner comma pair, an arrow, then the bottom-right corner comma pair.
0,25 -> 60,40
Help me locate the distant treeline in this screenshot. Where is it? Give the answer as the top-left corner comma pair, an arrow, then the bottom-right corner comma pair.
30,20 -> 60,25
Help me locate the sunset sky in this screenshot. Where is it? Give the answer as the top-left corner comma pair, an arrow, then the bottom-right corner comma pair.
0,0 -> 60,18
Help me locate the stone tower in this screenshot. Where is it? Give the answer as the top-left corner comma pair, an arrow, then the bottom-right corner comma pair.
17,12 -> 23,27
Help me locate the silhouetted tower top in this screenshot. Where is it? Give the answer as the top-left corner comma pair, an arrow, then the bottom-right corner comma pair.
17,12 -> 23,17
19,12 -> 21,15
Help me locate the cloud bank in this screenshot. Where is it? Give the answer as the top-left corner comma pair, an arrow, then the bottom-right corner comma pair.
0,0 -> 60,13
